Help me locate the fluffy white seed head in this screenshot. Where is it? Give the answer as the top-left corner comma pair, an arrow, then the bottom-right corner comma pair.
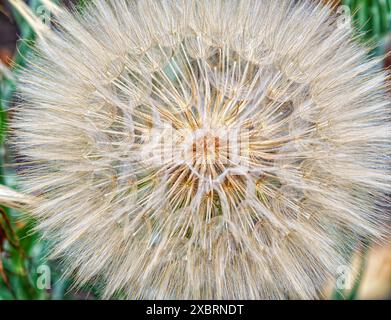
11,0 -> 391,299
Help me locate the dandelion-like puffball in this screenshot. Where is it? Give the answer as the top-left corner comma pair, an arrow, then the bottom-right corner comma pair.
12,0 -> 390,299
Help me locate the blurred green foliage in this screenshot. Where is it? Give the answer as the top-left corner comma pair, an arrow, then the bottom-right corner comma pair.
342,0 -> 391,50
0,0 -> 390,300
0,0 -> 79,300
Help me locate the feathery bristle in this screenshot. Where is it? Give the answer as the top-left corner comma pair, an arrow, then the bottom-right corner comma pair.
10,0 -> 391,299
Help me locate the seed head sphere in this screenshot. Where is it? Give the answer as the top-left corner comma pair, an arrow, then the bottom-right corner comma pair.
12,0 -> 391,299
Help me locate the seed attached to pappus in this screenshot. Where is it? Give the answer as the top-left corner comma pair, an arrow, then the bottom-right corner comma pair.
11,0 -> 391,299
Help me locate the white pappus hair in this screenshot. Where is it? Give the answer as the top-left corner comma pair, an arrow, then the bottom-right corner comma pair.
11,0 -> 391,299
